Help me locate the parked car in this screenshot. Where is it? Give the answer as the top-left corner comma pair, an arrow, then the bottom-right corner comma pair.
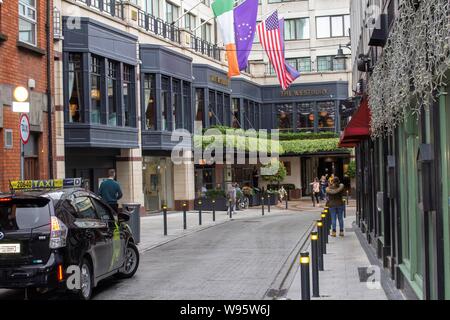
0,178 -> 139,300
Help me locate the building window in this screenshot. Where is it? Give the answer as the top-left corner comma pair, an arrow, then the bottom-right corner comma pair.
209,90 -> 216,126
232,98 -> 241,128
104,0 -> 112,14
183,83 -> 192,131
224,94 -> 231,126
90,55 -> 102,124
201,20 -> 212,43
316,15 -> 350,38
284,18 -> 309,40
144,74 -> 156,130
184,11 -> 196,31
277,104 -> 293,132
123,65 -> 134,127
286,57 -> 311,72
18,0 -> 37,45
166,2 -> 179,24
91,0 -> 100,9
161,76 -> 170,131
317,101 -> 335,131
216,92 -> 224,125
145,0 -> 159,17
68,53 -> 84,123
107,61 -> 118,126
297,102 -> 314,132
195,88 -> 205,127
172,80 -> 182,129
317,56 -> 346,71
4,129 -> 13,149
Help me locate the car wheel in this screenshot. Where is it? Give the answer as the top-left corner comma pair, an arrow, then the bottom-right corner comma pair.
118,242 -> 139,279
78,258 -> 93,300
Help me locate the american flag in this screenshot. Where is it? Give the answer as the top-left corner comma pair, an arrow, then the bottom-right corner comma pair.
257,11 -> 299,90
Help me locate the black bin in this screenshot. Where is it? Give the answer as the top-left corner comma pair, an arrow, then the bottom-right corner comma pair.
122,203 -> 141,244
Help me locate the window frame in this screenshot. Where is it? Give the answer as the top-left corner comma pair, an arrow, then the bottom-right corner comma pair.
315,14 -> 350,39
18,0 -> 37,46
284,17 -> 310,41
165,1 -> 179,24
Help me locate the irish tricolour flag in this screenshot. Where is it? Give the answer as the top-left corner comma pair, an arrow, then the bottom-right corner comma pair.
212,0 -> 240,78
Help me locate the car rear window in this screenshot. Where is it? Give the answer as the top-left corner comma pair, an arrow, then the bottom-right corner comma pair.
0,198 -> 51,231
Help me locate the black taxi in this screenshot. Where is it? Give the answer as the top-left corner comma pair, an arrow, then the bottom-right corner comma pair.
0,178 -> 139,300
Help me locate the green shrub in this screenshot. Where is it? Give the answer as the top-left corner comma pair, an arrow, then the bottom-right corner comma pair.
205,189 -> 226,199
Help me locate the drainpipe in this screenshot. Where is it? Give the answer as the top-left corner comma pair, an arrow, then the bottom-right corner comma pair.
46,0 -> 53,178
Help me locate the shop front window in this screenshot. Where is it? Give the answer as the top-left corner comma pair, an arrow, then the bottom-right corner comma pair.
90,55 -> 102,124
144,74 -> 156,130
224,94 -> 230,126
123,65 -> 134,127
232,98 -> 241,128
209,90 -> 216,126
161,76 -> 170,131
107,60 -> 118,126
297,102 -> 314,132
216,92 -> 224,125
317,101 -> 335,131
195,88 -> 205,127
277,104 -> 293,132
183,83 -> 192,131
68,53 -> 83,123
173,80 -> 182,129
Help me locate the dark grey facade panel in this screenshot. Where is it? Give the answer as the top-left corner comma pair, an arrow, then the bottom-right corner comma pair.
230,78 -> 262,102
140,45 -> 193,81
65,124 -> 139,148
193,64 -> 231,93
142,131 -> 192,151
62,17 -> 138,65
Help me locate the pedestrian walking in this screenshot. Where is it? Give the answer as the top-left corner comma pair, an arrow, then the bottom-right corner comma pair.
326,177 -> 346,237
98,169 -> 123,213
227,183 -> 237,215
319,175 -> 327,200
310,178 -> 320,207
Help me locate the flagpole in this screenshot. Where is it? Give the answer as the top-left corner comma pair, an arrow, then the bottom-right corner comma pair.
260,3 -> 287,20
171,0 -> 204,26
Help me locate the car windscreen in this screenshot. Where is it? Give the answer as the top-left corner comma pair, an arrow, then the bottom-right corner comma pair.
0,198 -> 51,231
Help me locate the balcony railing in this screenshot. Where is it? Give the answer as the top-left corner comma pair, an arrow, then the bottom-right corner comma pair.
76,1 -> 220,60
190,35 -> 221,60
76,0 -> 124,19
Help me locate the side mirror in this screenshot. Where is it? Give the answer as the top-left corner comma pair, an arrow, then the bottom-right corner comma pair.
118,212 -> 130,223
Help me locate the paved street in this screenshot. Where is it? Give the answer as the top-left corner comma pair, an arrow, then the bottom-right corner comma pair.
0,208 -> 319,300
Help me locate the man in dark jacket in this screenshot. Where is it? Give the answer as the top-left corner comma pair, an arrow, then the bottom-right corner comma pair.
98,169 -> 123,213
326,177 -> 345,237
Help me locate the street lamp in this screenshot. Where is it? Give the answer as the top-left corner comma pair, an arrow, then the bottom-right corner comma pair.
334,43 -> 351,67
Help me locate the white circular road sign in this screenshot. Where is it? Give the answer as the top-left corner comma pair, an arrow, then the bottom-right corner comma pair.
19,114 -> 30,144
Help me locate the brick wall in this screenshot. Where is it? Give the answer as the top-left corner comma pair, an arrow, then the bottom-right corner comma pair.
0,0 -> 55,192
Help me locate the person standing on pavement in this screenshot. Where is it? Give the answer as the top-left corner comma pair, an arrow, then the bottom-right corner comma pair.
326,177 -> 346,237
98,169 -> 123,213
310,178 -> 320,207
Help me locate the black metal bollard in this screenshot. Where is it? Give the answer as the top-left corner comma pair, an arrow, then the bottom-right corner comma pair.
212,199 -> 216,222
261,196 -> 265,216
183,202 -> 187,230
229,199 -> 233,219
343,198 -> 347,218
321,218 -> 327,254
300,252 -> 311,300
285,195 -> 288,209
316,220 -> 324,271
311,232 -> 320,297
163,204 -> 168,236
198,200 -> 202,226
267,194 -> 271,213
321,213 -> 329,242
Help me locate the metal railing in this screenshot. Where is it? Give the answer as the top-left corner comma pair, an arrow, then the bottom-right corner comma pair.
76,0 -> 124,20
190,35 -> 221,60
137,9 -> 181,44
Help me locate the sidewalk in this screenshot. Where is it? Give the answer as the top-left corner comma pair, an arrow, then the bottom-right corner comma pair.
285,209 -> 390,300
137,204 -> 322,253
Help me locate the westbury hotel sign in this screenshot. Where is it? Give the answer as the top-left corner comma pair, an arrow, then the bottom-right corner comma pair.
280,89 -> 330,97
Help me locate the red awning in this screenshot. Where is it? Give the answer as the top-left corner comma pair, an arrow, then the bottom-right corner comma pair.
339,97 -> 371,148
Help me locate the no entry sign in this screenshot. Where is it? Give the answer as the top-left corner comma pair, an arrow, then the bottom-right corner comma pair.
19,114 -> 30,144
